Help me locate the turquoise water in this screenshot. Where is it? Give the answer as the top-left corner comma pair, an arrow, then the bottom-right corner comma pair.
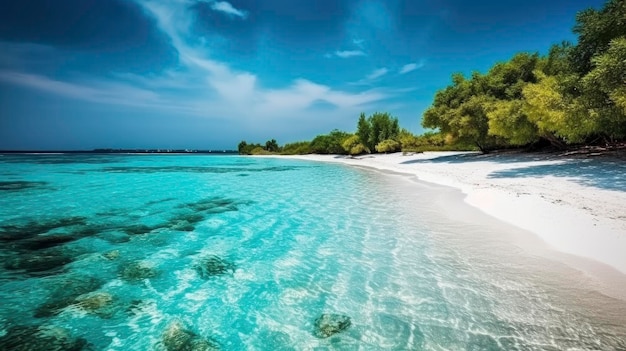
0,154 -> 625,350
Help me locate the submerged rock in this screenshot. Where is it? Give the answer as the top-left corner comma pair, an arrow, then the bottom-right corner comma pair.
73,292 -> 116,318
169,220 -> 195,232
123,224 -> 155,235
162,321 -> 220,351
194,256 -> 235,278
34,276 -> 104,318
313,313 -> 352,338
102,250 -> 120,260
120,261 -> 159,282
0,180 -> 48,192
180,197 -> 239,214
170,212 -> 205,225
0,216 -> 87,242
4,250 -> 73,276
0,325 -> 89,351
18,234 -> 78,251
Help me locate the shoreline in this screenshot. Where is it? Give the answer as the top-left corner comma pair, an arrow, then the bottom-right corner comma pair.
267,152 -> 626,279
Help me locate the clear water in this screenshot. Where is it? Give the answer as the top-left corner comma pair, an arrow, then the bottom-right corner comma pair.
0,154 -> 624,350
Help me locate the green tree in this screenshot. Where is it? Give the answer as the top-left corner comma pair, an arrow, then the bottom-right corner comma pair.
569,0 -> 626,75
237,140 -> 263,155
422,73 -> 501,152
481,52 -> 542,146
281,141 -> 311,155
522,73 -> 594,144
356,113 -> 371,147
342,135 -> 369,155
581,37 -> 626,140
265,139 -> 279,152
375,139 -> 401,153
367,112 -> 400,151
237,141 -> 248,155
309,130 -> 351,154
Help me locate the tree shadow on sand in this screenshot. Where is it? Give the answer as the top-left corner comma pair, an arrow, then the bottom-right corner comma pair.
400,153 -> 626,192
487,159 -> 626,192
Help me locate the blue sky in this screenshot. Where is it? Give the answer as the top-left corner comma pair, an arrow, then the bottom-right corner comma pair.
0,0 -> 605,150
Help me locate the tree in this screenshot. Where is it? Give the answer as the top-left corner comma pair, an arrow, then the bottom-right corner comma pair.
309,130 -> 351,154
366,112 -> 400,151
487,99 -> 538,146
569,0 -> 626,75
237,140 -> 263,155
581,37 -> 626,140
281,141 -> 311,155
237,141 -> 248,155
265,139 -> 279,152
356,113 -> 371,147
342,135 -> 369,155
422,73 -> 502,152
481,52 -> 542,146
522,73 -> 594,144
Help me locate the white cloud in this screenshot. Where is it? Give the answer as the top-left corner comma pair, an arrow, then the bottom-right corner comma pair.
0,0 -> 390,129
399,61 -> 425,74
136,0 -> 386,113
209,1 -> 248,19
366,68 -> 388,80
335,50 -> 366,58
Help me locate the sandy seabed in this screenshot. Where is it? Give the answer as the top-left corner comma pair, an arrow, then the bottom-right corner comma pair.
268,151 -> 626,299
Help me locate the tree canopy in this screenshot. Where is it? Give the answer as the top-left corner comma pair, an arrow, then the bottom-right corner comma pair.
422,0 -> 626,150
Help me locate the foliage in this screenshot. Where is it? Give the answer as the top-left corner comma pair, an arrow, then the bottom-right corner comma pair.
365,112 -> 400,151
569,0 -> 626,75
342,135 -> 370,156
422,0 -> 626,150
356,113 -> 370,149
309,130 -> 351,154
375,139 -> 401,153
581,37 -> 626,140
423,74 -> 503,152
250,147 -> 270,155
280,141 -> 311,155
265,139 -> 279,152
237,141 -> 263,155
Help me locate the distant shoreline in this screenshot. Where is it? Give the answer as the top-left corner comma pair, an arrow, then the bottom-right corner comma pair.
0,149 -> 238,155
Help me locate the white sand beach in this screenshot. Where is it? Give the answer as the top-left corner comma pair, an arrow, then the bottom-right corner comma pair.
277,152 -> 626,280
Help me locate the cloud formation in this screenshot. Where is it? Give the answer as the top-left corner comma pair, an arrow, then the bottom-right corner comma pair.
334,50 -> 367,58
0,0 -> 388,124
399,61 -> 425,74
366,68 -> 388,80
209,1 -> 248,19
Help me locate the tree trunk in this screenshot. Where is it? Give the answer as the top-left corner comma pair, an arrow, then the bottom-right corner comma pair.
542,132 -> 567,150
475,141 -> 489,154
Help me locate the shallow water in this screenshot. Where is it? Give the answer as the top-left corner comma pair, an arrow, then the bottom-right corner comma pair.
0,154 -> 624,350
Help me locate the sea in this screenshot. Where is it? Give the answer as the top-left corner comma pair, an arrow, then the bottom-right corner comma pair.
0,154 -> 625,350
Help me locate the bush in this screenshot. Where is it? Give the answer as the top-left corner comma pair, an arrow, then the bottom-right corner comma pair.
281,141 -> 311,155
342,135 -> 370,155
375,139 -> 401,153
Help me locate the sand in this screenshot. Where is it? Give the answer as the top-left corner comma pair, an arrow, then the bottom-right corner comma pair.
273,152 -> 626,277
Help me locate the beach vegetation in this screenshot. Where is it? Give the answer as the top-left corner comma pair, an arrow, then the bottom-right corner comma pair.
309,129 -> 351,154
422,0 -> 626,151
265,139 -> 280,152
237,141 -> 263,155
375,139 -> 401,153
342,135 -> 370,155
358,112 -> 401,151
281,141 -> 312,155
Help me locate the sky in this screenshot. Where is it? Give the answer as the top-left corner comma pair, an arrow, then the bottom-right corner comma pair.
0,0 -> 606,150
